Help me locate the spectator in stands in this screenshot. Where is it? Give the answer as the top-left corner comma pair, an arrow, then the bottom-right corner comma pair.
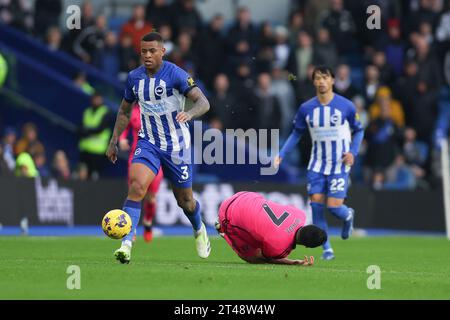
383,19 -> 405,77
0,0 -> 33,33
407,0 -> 442,33
120,4 -> 153,55
62,0 -> 96,56
403,127 -> 428,182
1,126 -> 16,171
394,59 -> 419,126
257,21 -> 275,50
33,152 -> 50,178
33,0 -> 62,40
313,27 -> 338,71
287,10 -> 305,47
372,51 -> 394,85
365,101 -> 403,188
226,7 -> 257,70
169,31 -> 198,69
296,64 -> 316,103
0,143 -> 13,176
159,23 -> 174,55
382,155 -> 417,190
118,33 -> 140,82
412,34 -> 441,93
14,122 -> 45,158
369,86 -> 405,128
317,0 -> 356,55
271,66 -> 296,139
78,93 -> 112,179
287,31 -> 314,83
170,0 -> 203,39
230,61 -> 258,130
15,152 -> 38,178
207,73 -> 240,131
73,72 -> 95,95
46,26 -> 62,51
273,26 -> 291,70
73,162 -> 89,181
333,63 -> 358,100
352,95 -> 369,130
199,14 -> 226,89
94,31 -> 120,78
253,21 -> 275,74
254,73 -> 281,131
51,150 -> 71,180
363,64 -> 382,106
73,15 -> 108,64
146,0 -> 172,29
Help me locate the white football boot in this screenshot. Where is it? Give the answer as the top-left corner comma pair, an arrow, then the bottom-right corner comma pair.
195,223 -> 211,259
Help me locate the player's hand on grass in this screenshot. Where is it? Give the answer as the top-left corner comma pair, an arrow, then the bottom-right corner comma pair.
274,155 -> 283,169
118,139 -> 130,151
106,141 -> 119,164
176,112 -> 193,123
342,152 -> 354,166
292,256 -> 314,266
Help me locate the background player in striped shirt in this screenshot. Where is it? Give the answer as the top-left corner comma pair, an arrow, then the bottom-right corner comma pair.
275,66 -> 364,260
106,32 -> 211,264
119,102 -> 163,243
215,191 -> 327,265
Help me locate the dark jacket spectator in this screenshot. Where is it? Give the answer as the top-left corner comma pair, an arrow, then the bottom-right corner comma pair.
73,15 -> 108,64
170,0 -> 203,38
226,7 -> 258,71
254,73 -> 282,130
313,27 -> 338,70
146,0 -> 172,29
198,14 -> 226,90
317,0 -> 356,54
207,74 -> 241,130
33,0 -> 62,39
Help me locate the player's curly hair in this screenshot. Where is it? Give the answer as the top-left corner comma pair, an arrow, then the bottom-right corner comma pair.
296,225 -> 327,248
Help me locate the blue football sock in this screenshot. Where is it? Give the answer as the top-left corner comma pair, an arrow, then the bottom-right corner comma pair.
328,205 -> 351,221
183,200 -> 202,232
311,202 -> 332,251
122,199 -> 141,243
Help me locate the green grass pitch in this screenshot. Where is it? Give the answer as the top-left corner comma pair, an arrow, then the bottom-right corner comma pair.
1,235 -> 449,299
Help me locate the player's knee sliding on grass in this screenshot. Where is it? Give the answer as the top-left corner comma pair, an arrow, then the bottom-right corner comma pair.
106,32 -> 211,264
275,65 -> 363,260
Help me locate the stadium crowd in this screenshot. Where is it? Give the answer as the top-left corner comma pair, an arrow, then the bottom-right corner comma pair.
1,0 -> 450,190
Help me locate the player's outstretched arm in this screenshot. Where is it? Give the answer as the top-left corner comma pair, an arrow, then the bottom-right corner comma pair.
106,99 -> 133,163
176,87 -> 210,123
267,256 -> 314,266
240,249 -> 314,266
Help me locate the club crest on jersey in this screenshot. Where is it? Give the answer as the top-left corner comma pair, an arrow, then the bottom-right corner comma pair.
134,148 -> 141,156
154,85 -> 165,97
331,113 -> 341,125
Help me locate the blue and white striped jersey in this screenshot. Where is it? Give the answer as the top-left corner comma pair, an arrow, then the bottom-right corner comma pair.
293,94 -> 363,175
123,61 -> 196,153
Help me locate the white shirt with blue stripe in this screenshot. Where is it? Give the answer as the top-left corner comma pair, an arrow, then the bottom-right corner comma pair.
123,61 -> 196,154
292,94 -> 364,175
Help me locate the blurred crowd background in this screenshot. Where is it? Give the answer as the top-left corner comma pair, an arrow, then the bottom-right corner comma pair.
1,0 -> 450,190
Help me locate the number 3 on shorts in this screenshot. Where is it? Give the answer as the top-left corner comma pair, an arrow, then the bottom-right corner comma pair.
180,165 -> 189,180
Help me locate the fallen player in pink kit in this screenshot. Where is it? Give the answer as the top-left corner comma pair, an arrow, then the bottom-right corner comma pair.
216,191 -> 327,265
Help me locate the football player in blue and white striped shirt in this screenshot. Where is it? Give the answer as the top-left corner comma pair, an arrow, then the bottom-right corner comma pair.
106,32 -> 211,263
275,66 -> 364,260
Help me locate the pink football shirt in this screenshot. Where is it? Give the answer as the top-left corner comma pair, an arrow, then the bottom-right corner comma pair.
218,191 -> 307,259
